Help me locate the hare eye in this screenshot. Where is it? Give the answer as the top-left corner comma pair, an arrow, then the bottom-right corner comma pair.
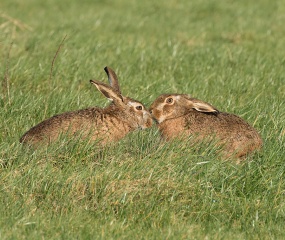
166,98 -> 173,104
136,106 -> 143,110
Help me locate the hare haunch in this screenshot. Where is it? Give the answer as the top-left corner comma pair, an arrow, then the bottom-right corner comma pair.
20,67 -> 152,146
149,94 -> 262,158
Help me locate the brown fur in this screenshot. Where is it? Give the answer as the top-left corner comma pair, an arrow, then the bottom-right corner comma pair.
149,94 -> 262,159
20,67 -> 152,146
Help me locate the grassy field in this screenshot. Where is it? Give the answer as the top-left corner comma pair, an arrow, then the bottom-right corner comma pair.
1,0 -> 285,239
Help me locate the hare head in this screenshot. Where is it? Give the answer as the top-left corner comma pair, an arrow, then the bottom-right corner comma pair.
149,94 -> 219,123
90,67 -> 152,129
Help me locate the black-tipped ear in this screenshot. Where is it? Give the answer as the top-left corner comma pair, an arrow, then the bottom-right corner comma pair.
192,101 -> 219,114
90,80 -> 124,104
104,66 -> 121,94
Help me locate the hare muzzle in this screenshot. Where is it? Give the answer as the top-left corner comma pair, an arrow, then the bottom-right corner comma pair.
149,108 -> 164,124
143,111 -> 153,128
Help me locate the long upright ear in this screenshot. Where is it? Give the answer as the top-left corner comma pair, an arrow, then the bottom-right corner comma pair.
90,80 -> 124,105
191,100 -> 219,113
104,66 -> 121,94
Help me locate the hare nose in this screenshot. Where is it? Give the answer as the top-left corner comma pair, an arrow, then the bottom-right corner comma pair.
149,109 -> 153,114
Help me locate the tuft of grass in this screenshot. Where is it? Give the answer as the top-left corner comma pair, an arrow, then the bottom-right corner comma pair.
1,0 -> 285,239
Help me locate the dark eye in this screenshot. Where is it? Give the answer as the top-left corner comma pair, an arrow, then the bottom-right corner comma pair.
136,105 -> 143,110
166,98 -> 173,104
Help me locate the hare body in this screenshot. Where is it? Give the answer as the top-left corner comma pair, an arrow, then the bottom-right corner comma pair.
149,94 -> 262,158
20,67 -> 152,146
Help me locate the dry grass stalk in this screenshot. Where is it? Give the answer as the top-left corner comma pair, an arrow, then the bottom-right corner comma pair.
2,42 -> 13,105
0,12 -> 33,31
49,35 -> 67,83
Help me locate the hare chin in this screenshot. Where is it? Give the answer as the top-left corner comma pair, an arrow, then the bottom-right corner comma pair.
156,115 -> 166,124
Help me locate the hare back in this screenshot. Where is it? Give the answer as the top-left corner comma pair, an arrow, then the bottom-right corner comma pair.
20,107 -> 133,145
184,111 -> 258,135
159,111 -> 262,158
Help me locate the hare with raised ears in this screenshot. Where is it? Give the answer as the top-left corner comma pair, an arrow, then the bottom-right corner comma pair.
149,94 -> 262,159
20,67 -> 152,146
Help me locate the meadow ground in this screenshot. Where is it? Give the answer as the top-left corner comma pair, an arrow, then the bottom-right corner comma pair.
1,0 -> 285,239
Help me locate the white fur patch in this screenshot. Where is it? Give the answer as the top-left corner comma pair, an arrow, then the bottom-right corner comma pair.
157,115 -> 166,123
127,102 -> 136,107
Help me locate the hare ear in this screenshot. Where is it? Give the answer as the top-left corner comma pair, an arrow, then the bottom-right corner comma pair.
90,80 -> 124,104
192,101 -> 219,113
104,66 -> 121,94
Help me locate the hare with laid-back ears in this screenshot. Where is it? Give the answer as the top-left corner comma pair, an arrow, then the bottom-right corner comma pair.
149,94 -> 262,159
20,67 -> 152,146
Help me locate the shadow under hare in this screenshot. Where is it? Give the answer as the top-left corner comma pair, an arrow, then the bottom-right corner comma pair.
149,94 -> 262,159
20,67 -> 152,147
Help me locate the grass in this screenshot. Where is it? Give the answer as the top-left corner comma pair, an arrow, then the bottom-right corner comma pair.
1,0 -> 285,239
